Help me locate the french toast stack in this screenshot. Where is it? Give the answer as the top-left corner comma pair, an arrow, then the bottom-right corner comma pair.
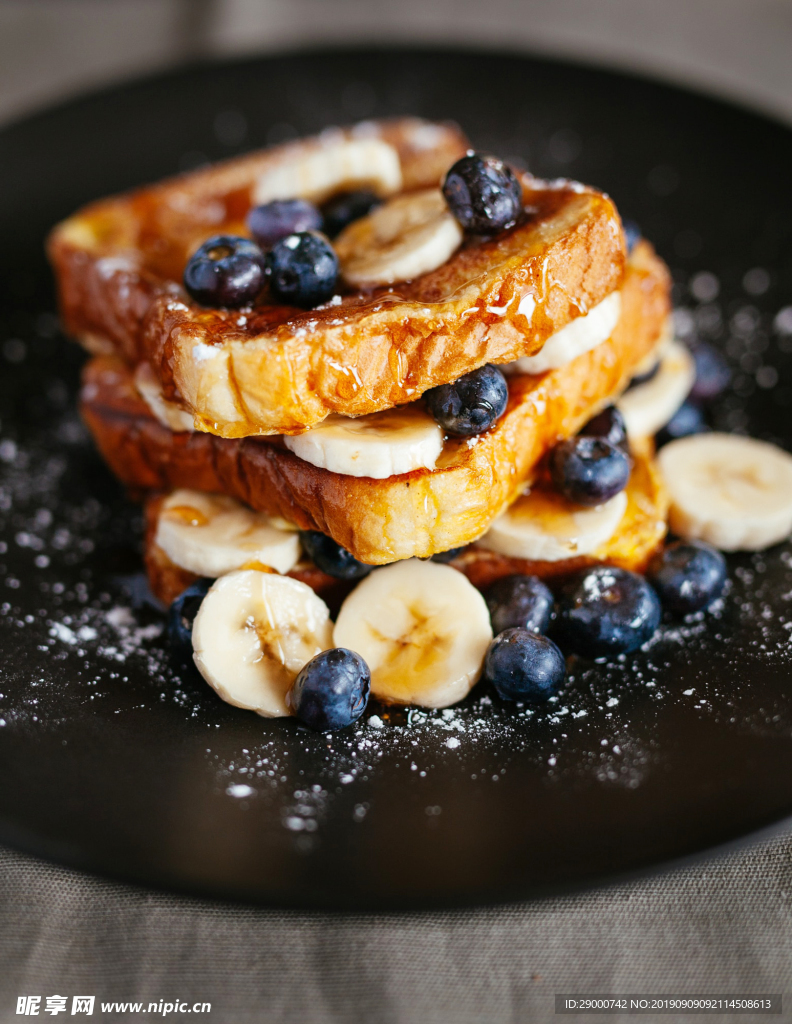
49,117 -> 685,719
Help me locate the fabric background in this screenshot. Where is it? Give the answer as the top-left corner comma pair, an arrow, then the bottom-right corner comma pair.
2,830 -> 791,1023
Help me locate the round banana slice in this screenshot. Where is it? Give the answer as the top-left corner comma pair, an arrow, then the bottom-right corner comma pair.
192,570 -> 333,717
155,489 -> 301,577
478,487 -> 628,561
616,339 -> 695,439
333,559 -> 492,709
335,188 -> 463,287
253,137 -> 402,205
134,362 -> 195,432
658,433 -> 792,551
283,404 -> 443,478
505,291 -> 622,375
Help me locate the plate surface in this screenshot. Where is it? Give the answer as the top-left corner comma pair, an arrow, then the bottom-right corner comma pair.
2,49 -> 792,910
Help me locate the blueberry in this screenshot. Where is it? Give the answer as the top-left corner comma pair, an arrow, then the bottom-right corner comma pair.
484,574 -> 555,635
167,578 -> 212,662
655,401 -> 708,447
321,190 -> 381,238
549,437 -> 630,506
579,404 -> 629,453
555,566 -> 662,658
431,546 -> 465,564
266,231 -> 339,308
648,540 -> 727,614
288,648 -> 370,731
424,364 -> 509,437
300,530 -> 373,581
247,199 -> 322,249
690,341 -> 731,402
627,360 -> 660,389
183,235 -> 266,308
623,219 -> 641,255
484,628 -> 566,702
442,153 -> 523,234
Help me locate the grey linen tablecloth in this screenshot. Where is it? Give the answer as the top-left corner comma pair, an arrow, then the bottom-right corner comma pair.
2,832 -> 791,1023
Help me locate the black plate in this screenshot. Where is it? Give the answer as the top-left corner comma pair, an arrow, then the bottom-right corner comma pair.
2,48 -> 792,910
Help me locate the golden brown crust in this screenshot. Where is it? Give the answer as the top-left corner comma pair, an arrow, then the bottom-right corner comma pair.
49,118 -> 625,436
82,242 -> 669,564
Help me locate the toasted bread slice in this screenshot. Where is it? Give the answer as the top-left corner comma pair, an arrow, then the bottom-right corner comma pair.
81,241 -> 668,564
144,445 -> 666,609
50,118 -> 626,437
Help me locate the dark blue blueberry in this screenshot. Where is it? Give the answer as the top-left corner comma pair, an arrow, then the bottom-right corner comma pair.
247,199 -> 322,249
424,364 -> 509,437
431,546 -> 465,564
288,648 -> 370,731
484,628 -> 566,702
300,530 -> 373,581
266,231 -> 339,308
167,578 -> 213,662
655,401 -> 709,448
648,540 -> 727,615
555,566 -> 662,658
550,436 -> 630,506
183,235 -> 266,308
321,190 -> 381,238
579,404 -> 629,453
442,153 -> 523,234
623,219 -> 641,255
484,574 -> 555,635
627,360 -> 660,389
690,341 -> 731,402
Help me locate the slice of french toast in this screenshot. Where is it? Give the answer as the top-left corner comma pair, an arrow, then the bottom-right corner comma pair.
81,241 -> 669,564
50,118 -> 626,437
143,445 -> 667,610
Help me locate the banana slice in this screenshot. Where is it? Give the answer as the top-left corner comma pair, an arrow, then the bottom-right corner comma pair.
155,489 -> 300,576
252,136 -> 402,205
478,486 -> 628,561
504,291 -> 622,375
658,433 -> 792,551
283,404 -> 443,478
333,559 -> 492,708
335,188 -> 463,287
192,570 -> 333,717
616,339 -> 695,439
134,362 -> 195,432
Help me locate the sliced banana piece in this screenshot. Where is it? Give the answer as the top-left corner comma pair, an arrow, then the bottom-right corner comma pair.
335,188 -> 463,287
252,136 -> 402,205
134,362 -> 195,432
192,570 -> 333,718
617,339 -> 695,439
156,489 -> 300,576
333,559 -> 492,709
478,487 -> 628,561
504,291 -> 622,375
658,433 -> 792,551
283,404 -> 443,478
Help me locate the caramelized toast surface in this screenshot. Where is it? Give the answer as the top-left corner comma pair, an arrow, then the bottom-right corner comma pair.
51,118 -> 625,436
81,242 -> 669,563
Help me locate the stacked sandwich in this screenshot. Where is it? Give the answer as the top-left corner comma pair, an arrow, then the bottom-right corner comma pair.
49,117 -> 695,730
